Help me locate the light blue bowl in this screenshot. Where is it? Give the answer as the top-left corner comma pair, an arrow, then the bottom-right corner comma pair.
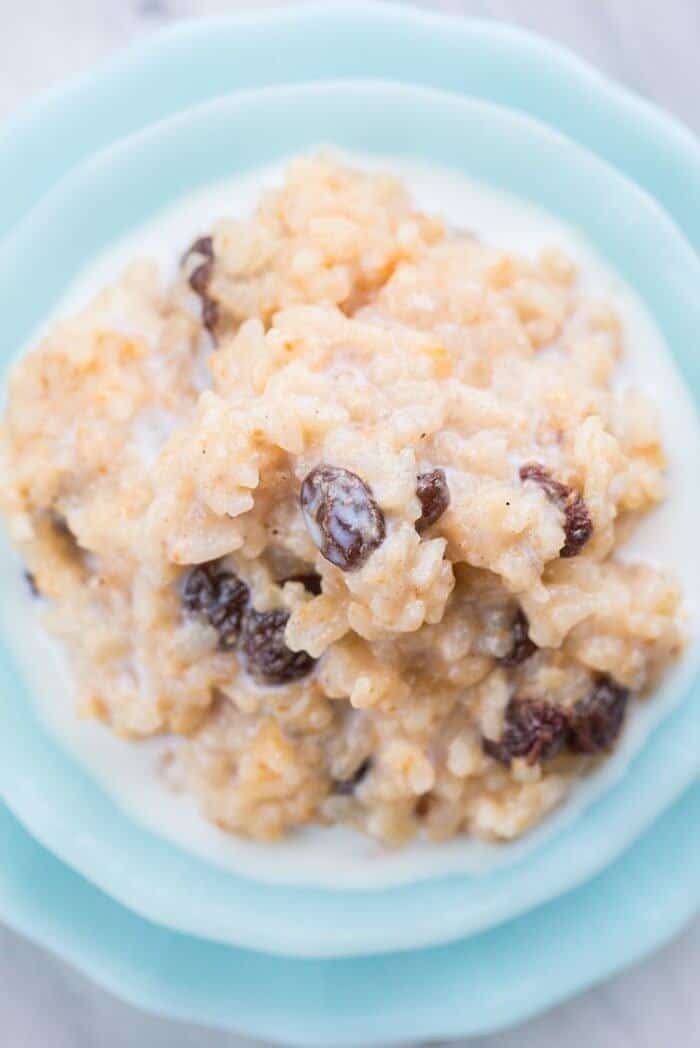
2,78 -> 700,958
1,3 -> 700,1038
3,73 -> 700,958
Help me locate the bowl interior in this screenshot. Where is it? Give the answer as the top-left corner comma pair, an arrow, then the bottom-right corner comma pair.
1,79 -> 700,957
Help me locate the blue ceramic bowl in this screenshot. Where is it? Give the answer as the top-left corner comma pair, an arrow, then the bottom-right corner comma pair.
1,75 -> 699,959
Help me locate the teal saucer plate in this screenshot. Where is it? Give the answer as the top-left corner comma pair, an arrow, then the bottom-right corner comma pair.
1,3 -> 699,246
1,788 -> 699,1046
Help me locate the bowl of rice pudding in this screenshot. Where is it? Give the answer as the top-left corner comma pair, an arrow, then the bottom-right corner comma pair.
1,80 -> 699,957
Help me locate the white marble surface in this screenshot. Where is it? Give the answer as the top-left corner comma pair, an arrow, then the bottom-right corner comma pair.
1,1 -> 699,1046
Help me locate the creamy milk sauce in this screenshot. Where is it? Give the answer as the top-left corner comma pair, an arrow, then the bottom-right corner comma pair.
2,152 -> 700,889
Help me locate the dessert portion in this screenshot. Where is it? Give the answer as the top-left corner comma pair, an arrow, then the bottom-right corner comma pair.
0,155 -> 684,845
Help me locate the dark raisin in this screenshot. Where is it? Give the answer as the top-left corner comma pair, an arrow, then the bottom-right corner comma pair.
415,468 -> 450,533
182,563 -> 218,613
24,570 -> 39,597
333,757 -> 372,795
189,259 -> 213,296
560,493 -> 594,558
568,675 -> 629,754
519,462 -> 570,502
483,697 -> 568,766
182,564 -> 250,650
300,465 -> 386,572
242,608 -> 316,684
499,609 -> 537,667
201,295 -> 220,335
207,573 -> 251,650
182,235 -> 219,339
182,234 -> 214,267
519,461 -> 593,558
283,573 -> 323,596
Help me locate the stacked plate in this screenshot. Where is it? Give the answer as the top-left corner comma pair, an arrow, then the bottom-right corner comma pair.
1,5 -> 699,1044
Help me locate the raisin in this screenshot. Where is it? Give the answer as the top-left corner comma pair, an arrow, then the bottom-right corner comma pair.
207,574 -> 251,650
499,609 -> 537,667
300,465 -> 386,572
201,295 -> 220,336
568,675 -> 629,754
24,570 -> 39,597
560,494 -> 594,558
242,608 -> 316,684
189,259 -> 213,296
182,234 -> 214,267
333,757 -> 372,795
182,563 -> 218,613
415,468 -> 450,533
519,462 -> 593,558
283,572 -> 323,596
182,235 -> 219,339
483,697 -> 568,766
519,462 -> 569,502
182,564 -> 249,650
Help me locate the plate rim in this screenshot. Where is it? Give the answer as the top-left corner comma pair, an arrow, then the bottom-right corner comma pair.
2,74 -> 700,958
2,3 -> 700,244
1,788 -> 699,1046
